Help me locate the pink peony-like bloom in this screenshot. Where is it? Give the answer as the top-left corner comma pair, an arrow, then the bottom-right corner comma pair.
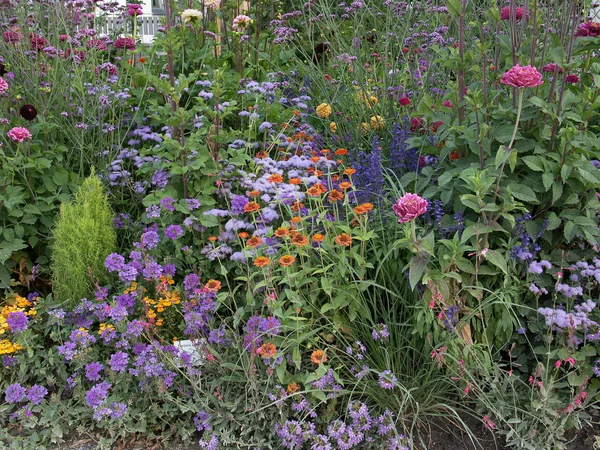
575,21 -> 600,38
7,127 -> 32,142
500,6 -> 529,21
393,193 -> 428,223
542,63 -> 563,74
565,74 -> 579,83
500,64 -> 543,88
114,37 -> 136,51
0,77 -> 8,94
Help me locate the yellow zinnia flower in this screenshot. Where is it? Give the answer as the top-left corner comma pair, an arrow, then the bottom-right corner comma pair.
316,103 -> 332,119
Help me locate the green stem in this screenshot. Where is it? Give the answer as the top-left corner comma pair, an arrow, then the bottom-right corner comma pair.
495,89 -> 524,197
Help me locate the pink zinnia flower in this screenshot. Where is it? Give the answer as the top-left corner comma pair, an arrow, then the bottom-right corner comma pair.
500,64 -> 543,88
565,74 -> 579,84
575,22 -> 600,38
500,6 -> 529,21
7,127 -> 32,142
0,77 -> 8,94
127,3 -> 143,16
232,15 -> 252,32
393,193 -> 428,223
542,63 -> 563,74
398,96 -> 411,106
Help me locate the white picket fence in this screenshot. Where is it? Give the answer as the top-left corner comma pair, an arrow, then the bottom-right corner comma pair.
98,15 -> 163,44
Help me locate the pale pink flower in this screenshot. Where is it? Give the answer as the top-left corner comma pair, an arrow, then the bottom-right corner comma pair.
392,193 -> 428,223
501,64 -> 543,88
0,77 -> 8,94
232,15 -> 252,32
7,127 -> 32,142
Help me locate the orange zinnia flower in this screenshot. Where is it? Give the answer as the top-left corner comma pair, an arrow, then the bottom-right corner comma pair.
274,227 -> 290,238
254,256 -> 271,268
339,182 -> 352,190
335,233 -> 353,247
306,185 -> 322,197
268,174 -> 284,183
291,201 -> 304,211
287,382 -> 300,394
289,177 -> 302,185
279,255 -> 295,266
208,236 -> 218,242
328,190 -> 344,202
205,279 -> 222,291
256,151 -> 268,159
312,233 -> 325,242
257,342 -> 277,358
248,190 -> 261,197
334,148 -> 348,155
247,236 -> 263,247
344,168 -> 356,176
238,232 -> 249,239
291,233 -> 309,246
291,110 -> 301,117
310,156 -> 321,163
321,149 -> 330,155
354,205 -> 366,215
139,57 -> 146,63
361,203 -> 374,212
311,350 -> 327,364
244,202 -> 260,213
291,216 -> 302,223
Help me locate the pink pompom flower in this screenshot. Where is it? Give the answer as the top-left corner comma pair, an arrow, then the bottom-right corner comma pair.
114,37 -> 136,51
393,193 -> 428,223
500,64 -> 543,88
542,63 -> 563,74
7,127 -> 32,142
565,74 -> 579,84
127,3 -> 143,16
500,6 -> 529,21
232,15 -> 252,32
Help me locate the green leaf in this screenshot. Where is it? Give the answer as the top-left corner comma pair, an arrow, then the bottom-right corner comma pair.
495,145 -> 513,169
522,155 -> 545,172
484,249 -> 507,274
407,255 -> 428,290
564,221 -> 576,242
445,0 -> 461,16
510,184 -> 538,203
552,181 -> 563,204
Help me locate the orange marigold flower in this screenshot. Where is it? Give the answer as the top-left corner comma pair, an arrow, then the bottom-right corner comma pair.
291,233 -> 309,246
268,174 -> 284,183
312,233 -> 325,242
287,382 -> 300,394
335,233 -> 353,247
238,231 -> 249,239
256,150 -> 268,159
257,342 -> 277,358
289,177 -> 302,185
244,201 -> 260,213
334,148 -> 348,155
339,182 -> 352,190
328,189 -> 344,202
291,216 -> 302,223
208,236 -> 218,242
248,190 -> 261,197
205,279 -> 222,291
254,256 -> 271,268
274,227 -> 290,238
311,349 -> 327,364
279,255 -> 295,266
247,236 -> 263,247
344,168 -> 356,176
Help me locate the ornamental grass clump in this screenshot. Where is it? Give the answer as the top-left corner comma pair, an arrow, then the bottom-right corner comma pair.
50,172 -> 116,305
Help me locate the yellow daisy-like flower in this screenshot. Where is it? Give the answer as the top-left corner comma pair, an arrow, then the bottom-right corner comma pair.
370,115 -> 385,130
329,122 -> 337,133
361,122 -> 371,134
316,103 -> 332,119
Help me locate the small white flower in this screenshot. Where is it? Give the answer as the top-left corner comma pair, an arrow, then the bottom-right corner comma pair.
181,9 -> 203,23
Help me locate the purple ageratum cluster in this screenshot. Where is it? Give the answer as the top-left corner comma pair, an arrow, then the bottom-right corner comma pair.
243,315 -> 281,351
538,299 -> 599,345
276,405 -> 408,450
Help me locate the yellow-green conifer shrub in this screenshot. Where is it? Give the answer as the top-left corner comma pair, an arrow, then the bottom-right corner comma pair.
50,172 -> 116,305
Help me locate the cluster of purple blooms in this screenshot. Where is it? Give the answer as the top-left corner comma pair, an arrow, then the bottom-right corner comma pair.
5,383 -> 48,405
275,402 -> 410,449
243,315 -> 282,352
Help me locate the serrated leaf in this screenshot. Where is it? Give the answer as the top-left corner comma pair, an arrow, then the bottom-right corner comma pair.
511,184 -> 538,203
484,249 -> 507,274
552,181 -> 563,204
522,155 -> 545,172
495,145 -> 513,168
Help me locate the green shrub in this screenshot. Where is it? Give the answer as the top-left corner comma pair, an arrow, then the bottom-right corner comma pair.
50,172 -> 116,304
